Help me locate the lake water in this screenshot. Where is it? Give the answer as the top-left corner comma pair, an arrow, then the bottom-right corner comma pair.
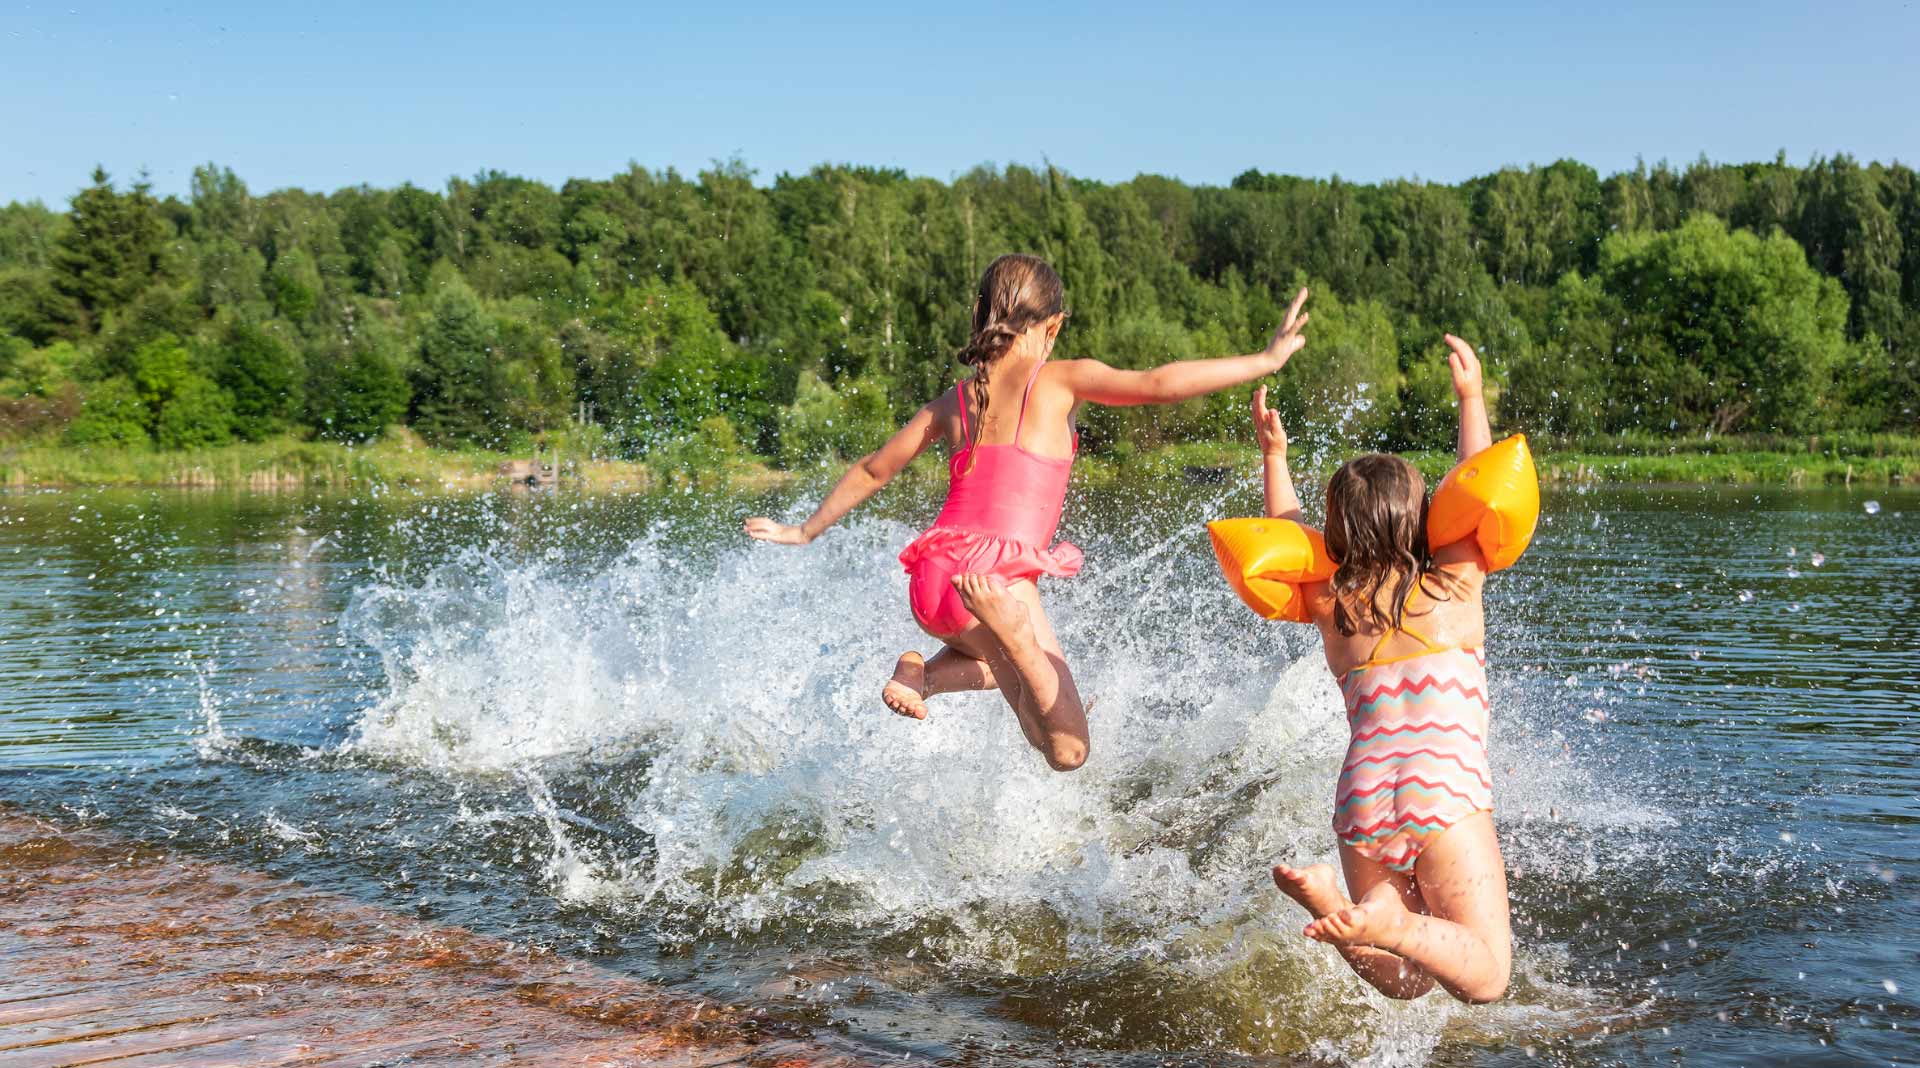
0,476 -> 1914,1067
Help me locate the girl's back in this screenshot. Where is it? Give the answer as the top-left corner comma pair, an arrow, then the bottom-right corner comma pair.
935,354 -> 1076,460
1312,566 -> 1485,677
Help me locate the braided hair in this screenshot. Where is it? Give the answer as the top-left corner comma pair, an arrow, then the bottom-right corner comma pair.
956,254 -> 1064,469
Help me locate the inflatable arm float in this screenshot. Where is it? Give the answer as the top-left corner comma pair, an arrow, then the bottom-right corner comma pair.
1208,435 -> 1539,621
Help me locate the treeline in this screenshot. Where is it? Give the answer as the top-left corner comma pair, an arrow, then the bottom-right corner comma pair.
0,154 -> 1915,466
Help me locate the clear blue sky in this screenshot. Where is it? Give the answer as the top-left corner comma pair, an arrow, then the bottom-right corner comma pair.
3,1 -> 1916,207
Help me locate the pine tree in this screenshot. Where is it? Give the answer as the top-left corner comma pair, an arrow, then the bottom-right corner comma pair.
52,168 -> 172,315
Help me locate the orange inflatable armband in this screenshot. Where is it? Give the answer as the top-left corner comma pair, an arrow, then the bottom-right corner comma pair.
1426,435 -> 1539,572
1207,517 -> 1336,622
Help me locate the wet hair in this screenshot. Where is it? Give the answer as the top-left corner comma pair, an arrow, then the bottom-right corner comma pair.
955,254 -> 1064,458
1324,454 -> 1454,636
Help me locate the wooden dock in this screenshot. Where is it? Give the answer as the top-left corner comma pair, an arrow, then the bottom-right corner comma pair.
0,812 -> 880,1067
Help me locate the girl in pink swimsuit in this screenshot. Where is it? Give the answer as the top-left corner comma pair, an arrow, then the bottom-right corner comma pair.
1252,335 -> 1515,1004
746,254 -> 1310,771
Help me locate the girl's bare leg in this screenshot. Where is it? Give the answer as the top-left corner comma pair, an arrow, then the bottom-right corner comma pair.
1273,860 -> 1436,1000
882,647 -> 998,720
950,574 -> 1089,771
1303,813 -> 1513,1003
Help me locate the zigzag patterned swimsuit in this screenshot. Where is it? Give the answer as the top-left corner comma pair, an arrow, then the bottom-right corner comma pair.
1334,621 -> 1492,873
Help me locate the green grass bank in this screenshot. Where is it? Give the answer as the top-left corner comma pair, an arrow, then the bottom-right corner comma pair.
4,433 -> 1917,491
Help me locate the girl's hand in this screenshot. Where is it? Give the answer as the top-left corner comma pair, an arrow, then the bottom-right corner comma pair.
743,517 -> 811,545
1251,385 -> 1288,457
1444,334 -> 1483,401
1262,287 -> 1311,370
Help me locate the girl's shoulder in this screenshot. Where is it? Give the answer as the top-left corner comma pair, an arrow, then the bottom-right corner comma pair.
1427,556 -> 1489,598
1046,357 -> 1111,378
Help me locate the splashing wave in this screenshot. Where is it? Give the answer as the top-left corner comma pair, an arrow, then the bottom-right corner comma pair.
341,513 -> 1647,1059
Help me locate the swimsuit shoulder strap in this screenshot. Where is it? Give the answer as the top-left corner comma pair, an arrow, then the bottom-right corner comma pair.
1361,582 -> 1445,664
1013,359 -> 1047,449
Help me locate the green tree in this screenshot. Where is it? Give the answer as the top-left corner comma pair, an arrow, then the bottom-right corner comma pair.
0,339 -> 82,399
0,268 -> 84,344
7,151 -> 1920,456
490,311 -> 572,434
575,280 -> 760,452
776,371 -> 896,466
410,273 -> 495,444
0,202 -> 62,269
126,333 -> 193,411
189,164 -> 259,244
153,374 -> 235,448
1792,155 -> 1903,341
1505,272 -> 1614,436
195,238 -> 269,316
215,320 -> 304,440
320,328 -> 410,442
52,169 -> 173,316
268,247 -> 322,323
65,377 -> 149,446
1293,290 -> 1402,447
1595,215 -> 1851,433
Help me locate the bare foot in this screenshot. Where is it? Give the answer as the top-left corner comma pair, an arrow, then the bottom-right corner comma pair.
1272,863 -> 1348,919
882,652 -> 928,720
1304,880 -> 1412,950
951,574 -> 1032,648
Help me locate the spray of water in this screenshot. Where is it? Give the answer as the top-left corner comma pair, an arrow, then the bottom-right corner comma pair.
338,497 -> 1646,1060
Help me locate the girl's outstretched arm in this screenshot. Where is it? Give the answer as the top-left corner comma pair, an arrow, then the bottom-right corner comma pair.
1431,334 -> 1495,577
1444,334 -> 1492,461
1252,385 -> 1305,522
744,403 -> 941,545
1060,288 -> 1310,406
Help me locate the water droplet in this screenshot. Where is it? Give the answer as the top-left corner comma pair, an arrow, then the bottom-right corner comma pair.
1736,590 -> 1754,603
1689,649 -> 1702,660
1787,603 -> 1802,613
1864,500 -> 1881,515
1886,979 -> 1901,995
1810,552 -> 1825,567
1787,546 -> 1797,557
1786,566 -> 1800,579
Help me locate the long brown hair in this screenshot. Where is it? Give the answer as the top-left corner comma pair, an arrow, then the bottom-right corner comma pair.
1324,454 -> 1452,636
956,254 -> 1064,459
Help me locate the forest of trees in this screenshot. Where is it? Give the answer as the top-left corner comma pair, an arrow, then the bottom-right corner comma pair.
1,153 -> 1915,468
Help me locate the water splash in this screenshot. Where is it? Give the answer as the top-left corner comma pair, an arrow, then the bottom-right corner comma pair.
190,657 -> 234,760
340,514 -> 1643,1059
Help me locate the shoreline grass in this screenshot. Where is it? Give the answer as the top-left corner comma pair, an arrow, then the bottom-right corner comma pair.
2,434 -> 1916,491
0,437 -> 660,492
1084,435 -> 1920,488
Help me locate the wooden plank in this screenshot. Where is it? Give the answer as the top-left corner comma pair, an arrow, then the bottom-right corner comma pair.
0,810 -> 882,1068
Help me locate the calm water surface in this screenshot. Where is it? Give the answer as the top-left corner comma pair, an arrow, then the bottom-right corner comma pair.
0,478 -> 1914,1067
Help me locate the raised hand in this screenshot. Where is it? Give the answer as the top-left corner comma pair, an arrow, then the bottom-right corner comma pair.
1262,287 -> 1311,369
1443,334 -> 1483,401
743,516 -> 811,545
1251,385 -> 1288,457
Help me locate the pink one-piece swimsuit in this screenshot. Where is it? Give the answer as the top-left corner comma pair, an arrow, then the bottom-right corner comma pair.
897,361 -> 1082,637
